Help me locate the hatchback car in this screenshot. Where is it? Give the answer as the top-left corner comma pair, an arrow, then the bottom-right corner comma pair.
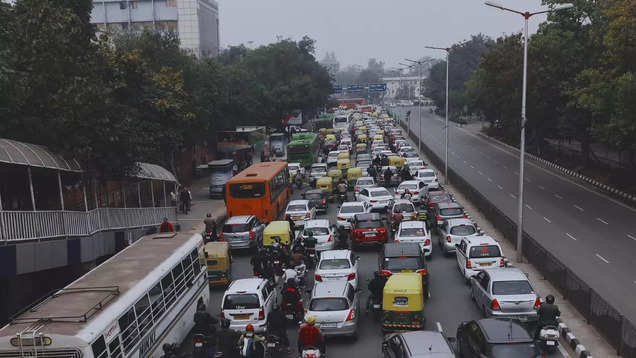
426,190 -> 454,214
351,212 -> 388,248
307,281 -> 359,338
456,236 -> 506,281
221,278 -> 278,332
438,218 -> 479,255
327,151 -> 341,166
302,219 -> 335,252
220,215 -> 265,250
417,169 -> 440,190
284,200 -> 316,228
395,180 -> 429,204
336,201 -> 371,229
314,249 -> 360,290
303,189 -> 328,213
310,163 -> 328,180
380,242 -> 429,297
405,159 -> 426,176
456,318 -> 543,357
354,176 -> 376,195
470,268 -> 540,320
358,187 -> 394,212
433,202 -> 467,227
394,220 -> 432,257
382,331 -> 455,358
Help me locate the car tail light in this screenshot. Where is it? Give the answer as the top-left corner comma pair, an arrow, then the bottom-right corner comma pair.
463,214 -> 468,218
218,232 -> 224,241
436,215 -> 441,222
345,309 -> 356,321
306,354 -> 315,358
446,235 -> 451,243
413,191 -> 419,195
380,270 -> 392,277
394,239 -> 399,243
321,199 -> 326,205
428,203 -> 434,208
491,299 -> 501,311
337,216 -> 345,221
305,212 -> 311,218
327,235 -> 332,242
249,230 -> 254,241
466,259 -> 472,269
534,297 -> 541,310
220,310 -> 225,319
258,309 -> 265,320
194,336 -> 203,343
370,200 -> 377,203
424,239 -> 430,245
416,268 -> 427,275
314,274 -> 322,282
499,258 -> 505,267
347,272 -> 356,280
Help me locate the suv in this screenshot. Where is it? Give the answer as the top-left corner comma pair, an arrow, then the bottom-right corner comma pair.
433,202 -> 467,227
438,218 -> 479,255
382,331 -> 455,358
456,318 -> 543,357
352,213 -> 388,248
416,169 -> 440,190
220,215 -> 265,250
380,242 -> 429,298
307,281 -> 359,338
455,236 -> 505,282
221,278 -> 278,332
303,189 -> 328,213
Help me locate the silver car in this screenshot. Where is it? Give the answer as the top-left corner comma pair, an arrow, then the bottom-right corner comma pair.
438,218 -> 479,255
302,219 -> 335,252
307,281 -> 359,338
220,215 -> 265,250
470,268 -> 540,320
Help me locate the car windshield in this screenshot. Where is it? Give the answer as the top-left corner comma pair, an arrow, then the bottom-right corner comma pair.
328,152 -> 340,157
288,164 -> 300,170
385,257 -> 420,271
305,192 -> 323,200
419,171 -> 435,177
335,117 -> 347,123
287,204 -> 307,211
492,280 -> 534,295
431,194 -> 450,202
310,297 -> 349,311
319,259 -> 350,269
357,179 -> 374,186
469,245 -> 502,258
393,203 -> 415,213
304,227 -> 329,236
398,183 -> 418,190
312,167 -> 327,173
491,343 -> 538,357
370,190 -> 390,197
440,208 -> 463,216
399,227 -> 425,237
340,205 -> 364,214
450,225 -> 476,236
222,294 -> 260,309
223,224 -> 250,233
356,220 -> 382,229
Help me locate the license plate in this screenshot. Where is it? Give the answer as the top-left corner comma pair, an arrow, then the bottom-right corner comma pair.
321,323 -> 337,328
479,262 -> 492,267
233,314 -> 250,320
373,304 -> 381,309
364,231 -> 376,236
547,341 -> 555,346
267,343 -> 276,348
195,343 -> 203,348
293,216 -> 301,220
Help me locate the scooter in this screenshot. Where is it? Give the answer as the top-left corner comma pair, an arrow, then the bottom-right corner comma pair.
366,294 -> 382,322
264,334 -> 281,358
537,325 -> 560,353
192,334 -> 211,358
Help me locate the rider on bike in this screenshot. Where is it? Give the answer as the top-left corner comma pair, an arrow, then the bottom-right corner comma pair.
282,278 -> 303,323
237,324 -> 265,357
267,304 -> 291,353
298,315 -> 325,355
337,179 -> 347,202
368,271 -> 387,308
535,294 -> 561,337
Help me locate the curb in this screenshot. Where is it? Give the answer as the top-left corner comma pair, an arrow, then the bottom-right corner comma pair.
474,132 -> 636,206
558,320 -> 593,358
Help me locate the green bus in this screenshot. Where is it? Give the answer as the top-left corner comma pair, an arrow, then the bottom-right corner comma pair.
287,132 -> 320,167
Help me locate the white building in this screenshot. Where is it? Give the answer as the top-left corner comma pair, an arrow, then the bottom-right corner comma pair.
90,0 -> 220,58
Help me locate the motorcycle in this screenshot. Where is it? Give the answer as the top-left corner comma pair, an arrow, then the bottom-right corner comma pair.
192,334 -> 210,358
366,293 -> 382,322
337,191 -> 346,205
264,334 -> 281,358
294,264 -> 307,287
284,299 -> 303,323
161,343 -> 181,358
300,347 -> 322,358
537,325 -> 560,353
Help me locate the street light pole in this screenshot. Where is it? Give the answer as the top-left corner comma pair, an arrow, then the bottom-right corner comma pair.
485,1 -> 574,263
425,46 -> 451,184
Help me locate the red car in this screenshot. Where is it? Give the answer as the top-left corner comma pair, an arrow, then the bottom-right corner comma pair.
351,213 -> 387,249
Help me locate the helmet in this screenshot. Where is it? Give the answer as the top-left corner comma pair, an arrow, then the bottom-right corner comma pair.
246,323 -> 254,332
546,295 -> 555,304
305,315 -> 316,325
307,231 -> 314,237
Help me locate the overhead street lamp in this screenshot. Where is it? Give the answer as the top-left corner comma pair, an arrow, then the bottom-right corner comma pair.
405,58 -> 426,154
485,1 -> 574,263
425,46 -> 451,185
398,62 -> 416,136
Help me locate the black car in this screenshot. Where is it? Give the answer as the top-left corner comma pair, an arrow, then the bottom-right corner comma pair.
303,189 -> 328,213
456,318 -> 543,358
379,243 -> 429,298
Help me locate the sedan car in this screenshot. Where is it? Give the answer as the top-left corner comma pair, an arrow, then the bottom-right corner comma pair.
416,169 -> 440,190
327,151 -> 341,166
405,159 -> 426,176
358,187 -> 394,212
394,220 -> 432,257
310,163 -> 328,180
303,189 -> 328,213
354,176 -> 375,195
438,218 -> 479,255
470,268 -> 540,319
356,153 -> 371,162
395,180 -> 428,204
314,249 -> 360,290
302,219 -> 335,252
457,318 -> 543,357
284,200 -> 316,227
336,201 -> 371,229
433,202 -> 467,227
307,281 -> 359,338
351,213 -> 388,248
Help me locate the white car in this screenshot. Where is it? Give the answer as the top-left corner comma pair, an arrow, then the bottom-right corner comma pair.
307,281 -> 359,337
357,187 -> 394,212
398,146 -> 416,157
439,218 -> 479,255
287,163 -> 305,178
336,201 -> 370,229
395,220 -> 432,257
416,169 -> 440,190
327,151 -> 341,166
395,180 -> 429,204
221,278 -> 278,332
284,200 -> 316,227
314,249 -> 360,290
310,163 -> 328,180
340,138 -> 352,150
455,236 -> 505,281
302,219 -> 335,252
405,159 -> 426,176
354,177 -> 375,196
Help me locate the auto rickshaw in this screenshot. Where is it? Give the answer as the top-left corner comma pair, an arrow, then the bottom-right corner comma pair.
263,221 -> 293,247
337,152 -> 350,160
325,128 -> 335,135
382,273 -> 425,332
388,155 -> 405,168
328,168 -> 343,182
346,167 -> 363,187
373,134 -> 384,142
357,134 -> 368,144
316,176 -> 335,201
337,158 -> 352,174
203,241 -> 231,287
355,143 -> 367,155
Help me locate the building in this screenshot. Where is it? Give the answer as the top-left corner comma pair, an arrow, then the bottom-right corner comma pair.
90,0 -> 220,57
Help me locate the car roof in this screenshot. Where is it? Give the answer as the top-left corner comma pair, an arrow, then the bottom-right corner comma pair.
368,187 -> 390,193
304,219 -> 330,228
418,168 -> 435,173
311,281 -> 349,298
305,189 -> 324,194
226,215 -> 252,224
393,199 -> 414,205
399,180 -> 421,186
446,218 -> 475,227
354,212 -> 381,221
289,200 -> 309,205
288,162 -> 301,167
320,249 -> 351,259
438,202 -> 463,209
483,267 -> 528,281
383,242 -> 421,257
477,318 -> 533,343
341,201 -> 365,207
398,331 -> 454,356
465,235 -> 498,246
227,277 -> 266,293
399,220 -> 425,228
357,176 -> 374,181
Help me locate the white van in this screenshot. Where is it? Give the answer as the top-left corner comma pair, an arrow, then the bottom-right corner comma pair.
455,236 -> 505,282
221,278 -> 278,332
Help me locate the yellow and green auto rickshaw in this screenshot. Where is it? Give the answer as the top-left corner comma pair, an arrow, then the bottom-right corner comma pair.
316,176 -> 334,201
203,241 -> 231,287
357,134 -> 368,144
337,152 -> 350,161
382,273 -> 425,332
337,158 -> 352,174
373,134 -> 384,143
263,221 -> 293,247
355,143 -> 368,155
328,169 -> 343,182
388,155 -> 405,168
346,167 -> 363,187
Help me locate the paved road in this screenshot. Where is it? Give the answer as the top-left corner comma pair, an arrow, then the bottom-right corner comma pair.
397,106 -> 636,323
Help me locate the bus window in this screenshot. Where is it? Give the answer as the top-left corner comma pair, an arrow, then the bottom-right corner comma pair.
149,282 -> 165,319
161,272 -> 176,308
91,336 -> 107,358
191,249 -> 202,275
181,254 -> 194,283
172,263 -> 185,296
229,183 -> 266,198
108,337 -> 123,358
135,294 -> 152,336
118,308 -> 139,353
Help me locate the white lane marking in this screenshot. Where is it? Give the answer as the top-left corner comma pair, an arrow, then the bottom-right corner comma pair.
477,171 -> 484,176
573,204 -> 584,212
487,178 -> 493,183
525,204 -> 533,210
497,185 -> 503,190
509,193 -> 517,199
566,233 -> 577,241
595,253 -> 610,264
538,185 -> 546,190
628,234 -> 636,241
463,160 -> 467,164
470,165 -> 475,169
543,216 -> 552,223
596,217 -> 609,225
554,194 -> 563,199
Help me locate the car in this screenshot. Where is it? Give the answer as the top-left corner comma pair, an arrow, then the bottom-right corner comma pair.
301,219 -> 335,252
351,212 -> 388,248
395,180 -> 429,204
402,151 -> 419,159
356,153 -> 371,162
456,318 -> 543,357
337,201 -> 371,229
416,169 -> 440,190
389,199 -> 417,228
340,138 -> 353,150
307,281 -> 359,338
470,268 -> 540,319
398,146 -> 415,156
395,140 -> 408,149
287,162 -> 305,178
310,163 -> 328,180
405,159 -> 426,176
394,220 -> 432,257
379,242 -> 429,297
438,218 -> 479,255
358,187 -> 394,212
327,151 -> 341,166
221,278 -> 278,332
426,190 -> 454,216
354,176 -> 376,195
220,215 -> 265,250
356,160 -> 372,172
455,236 -> 506,282
382,331 -> 456,358
433,202 -> 467,227
284,199 -> 316,228
314,249 -> 360,290
303,189 -> 328,213
338,144 -> 350,152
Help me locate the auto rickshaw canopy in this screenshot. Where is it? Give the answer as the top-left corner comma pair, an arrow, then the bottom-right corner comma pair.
263,221 -> 292,246
382,273 -> 424,312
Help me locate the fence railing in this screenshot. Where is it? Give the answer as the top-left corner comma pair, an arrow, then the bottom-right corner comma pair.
0,207 -> 176,242
395,115 -> 636,358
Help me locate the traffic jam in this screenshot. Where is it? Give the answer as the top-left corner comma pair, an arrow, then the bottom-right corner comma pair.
204,107 -> 563,358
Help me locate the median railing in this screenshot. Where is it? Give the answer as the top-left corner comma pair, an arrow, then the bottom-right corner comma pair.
0,207 -> 176,242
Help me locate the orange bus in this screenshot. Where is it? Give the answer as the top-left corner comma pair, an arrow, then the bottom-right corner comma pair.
225,162 -> 291,222
338,98 -> 366,109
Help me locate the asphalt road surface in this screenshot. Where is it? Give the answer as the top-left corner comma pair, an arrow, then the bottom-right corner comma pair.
396,106 -> 636,324
204,179 -> 564,357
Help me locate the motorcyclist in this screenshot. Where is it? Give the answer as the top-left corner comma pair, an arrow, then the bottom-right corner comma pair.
267,304 -> 291,353
384,167 -> 393,187
237,324 -> 265,358
336,225 -> 350,249
536,294 -> 561,337
337,180 -> 347,202
402,188 -> 412,201
297,315 -> 325,355
203,213 -> 217,242
368,271 -> 387,308
193,306 -> 218,355
282,278 -> 303,322
294,173 -> 304,188
217,319 -> 241,358
381,155 -> 389,167
401,166 -> 412,181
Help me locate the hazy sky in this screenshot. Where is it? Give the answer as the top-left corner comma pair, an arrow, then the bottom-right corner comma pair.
218,1 -> 549,68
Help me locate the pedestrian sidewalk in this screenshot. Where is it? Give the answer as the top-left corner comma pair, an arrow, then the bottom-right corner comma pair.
176,176 -> 226,233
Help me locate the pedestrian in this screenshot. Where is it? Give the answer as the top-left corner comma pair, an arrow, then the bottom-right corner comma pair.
159,217 -> 174,233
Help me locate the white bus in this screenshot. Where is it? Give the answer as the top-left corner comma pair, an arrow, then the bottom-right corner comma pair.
0,232 -> 209,358
332,114 -> 350,131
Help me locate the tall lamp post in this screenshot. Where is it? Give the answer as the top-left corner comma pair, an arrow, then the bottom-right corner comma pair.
425,46 -> 450,185
485,1 -> 574,263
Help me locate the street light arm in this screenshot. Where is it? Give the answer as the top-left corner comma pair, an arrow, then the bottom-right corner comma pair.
425,46 -> 449,52
404,58 -> 422,64
484,1 -> 525,15
531,3 -> 574,16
